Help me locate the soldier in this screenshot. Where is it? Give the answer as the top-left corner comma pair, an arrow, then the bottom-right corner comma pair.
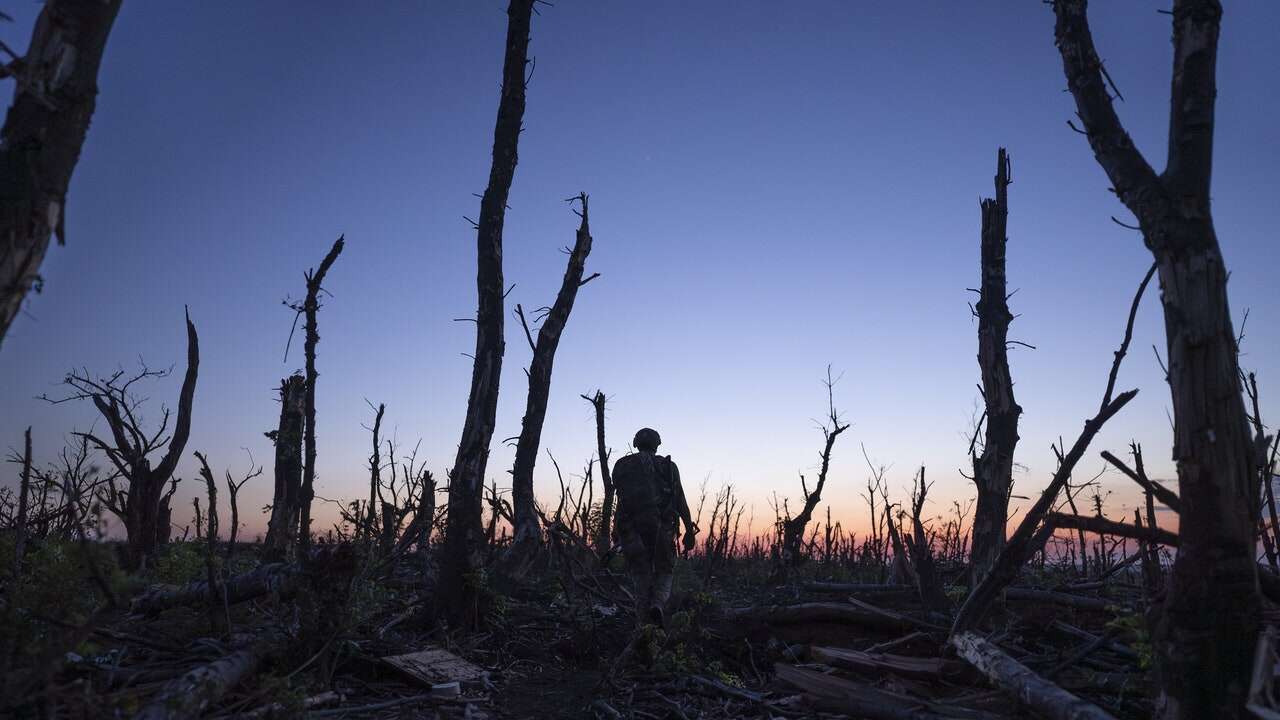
612,427 -> 697,625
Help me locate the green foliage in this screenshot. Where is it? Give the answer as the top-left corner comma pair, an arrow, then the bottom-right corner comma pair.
1107,611 -> 1153,670
150,542 -> 205,585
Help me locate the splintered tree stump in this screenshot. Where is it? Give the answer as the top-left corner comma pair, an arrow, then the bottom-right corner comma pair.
951,631 -> 1118,720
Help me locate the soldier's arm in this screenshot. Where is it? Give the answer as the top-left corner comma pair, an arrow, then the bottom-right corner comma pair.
670,460 -> 695,532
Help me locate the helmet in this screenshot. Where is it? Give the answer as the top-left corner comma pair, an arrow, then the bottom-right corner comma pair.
633,427 -> 662,452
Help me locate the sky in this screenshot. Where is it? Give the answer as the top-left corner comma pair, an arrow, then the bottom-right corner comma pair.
1,1 -> 1276,541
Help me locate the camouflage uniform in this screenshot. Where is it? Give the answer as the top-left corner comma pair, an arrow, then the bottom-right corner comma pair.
612,437 -> 692,623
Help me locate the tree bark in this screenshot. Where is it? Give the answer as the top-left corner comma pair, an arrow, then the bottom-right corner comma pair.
0,0 -> 123,348
509,195 -> 597,566
296,236 -> 343,555
440,0 -> 534,626
971,148 -> 1021,585
263,374 -> 305,563
1052,3 -> 1259,716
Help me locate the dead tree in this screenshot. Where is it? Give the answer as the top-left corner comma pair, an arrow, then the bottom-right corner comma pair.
45,309 -> 199,570
951,263 -> 1153,636
292,236 -> 343,554
1052,3 -> 1259,715
905,467 -> 950,612
0,0 -> 123,347
8,428 -> 32,591
223,452 -> 260,563
262,374 -> 305,562
365,401 -> 385,544
583,390 -> 614,552
194,451 -> 227,637
440,0 -> 535,626
779,367 -> 850,570
970,148 -> 1022,584
508,193 -> 599,567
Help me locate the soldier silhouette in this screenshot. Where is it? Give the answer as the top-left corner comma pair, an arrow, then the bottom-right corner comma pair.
611,427 -> 697,625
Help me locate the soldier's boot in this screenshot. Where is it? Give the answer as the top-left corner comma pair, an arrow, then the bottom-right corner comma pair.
648,572 -> 673,627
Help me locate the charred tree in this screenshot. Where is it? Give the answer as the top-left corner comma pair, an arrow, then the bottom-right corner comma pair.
48,309 -> 199,570
508,193 -> 599,568
0,0 -> 123,348
294,236 -> 343,555
262,374 -> 305,563
970,148 -> 1022,585
583,390 -> 614,552
1052,2 -> 1259,715
440,0 -> 534,626
779,368 -> 850,571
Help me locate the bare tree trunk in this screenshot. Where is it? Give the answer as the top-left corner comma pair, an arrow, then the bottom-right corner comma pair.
508,194 -> 598,569
1052,3 -> 1258,715
971,148 -> 1021,585
440,0 -> 534,627
0,0 -> 122,348
366,402 -> 385,544
296,237 -> 343,555
263,374 -> 305,563
584,390 -> 614,553
9,428 -> 32,591
194,452 -> 226,637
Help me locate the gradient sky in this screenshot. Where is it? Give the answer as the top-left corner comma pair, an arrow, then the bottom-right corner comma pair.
1,2 -> 1276,539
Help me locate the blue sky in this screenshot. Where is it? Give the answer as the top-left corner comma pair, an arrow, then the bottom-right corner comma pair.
1,2 -> 1276,537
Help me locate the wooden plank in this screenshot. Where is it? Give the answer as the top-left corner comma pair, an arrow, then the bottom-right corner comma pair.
381,646 -> 488,687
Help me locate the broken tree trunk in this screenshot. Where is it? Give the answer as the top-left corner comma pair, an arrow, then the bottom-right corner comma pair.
951,265 -> 1152,635
0,0 -> 123,348
508,193 -> 598,570
440,0 -> 535,627
366,402 -> 385,544
951,631 -> 1118,720
296,236 -> 344,555
10,428 -> 32,591
585,390 -> 614,553
1052,4 -> 1260,715
135,633 -> 281,720
971,147 -> 1022,586
263,374 -> 305,563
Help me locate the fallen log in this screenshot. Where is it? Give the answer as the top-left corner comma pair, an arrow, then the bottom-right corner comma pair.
131,562 -> 300,616
774,664 -> 954,720
723,602 -> 916,632
1004,588 -> 1117,612
803,582 -> 914,595
846,595 -> 946,631
811,645 -> 967,680
136,638 -> 275,719
950,632 -> 1118,720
